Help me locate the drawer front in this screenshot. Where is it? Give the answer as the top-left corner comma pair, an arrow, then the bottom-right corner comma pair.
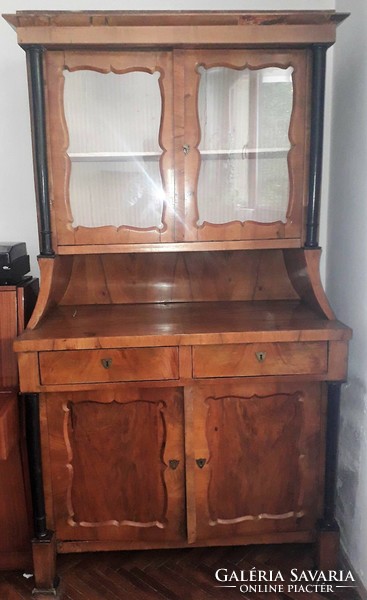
39,347 -> 179,385
193,342 -> 327,378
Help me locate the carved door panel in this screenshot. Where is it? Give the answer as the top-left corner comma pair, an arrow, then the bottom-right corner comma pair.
176,49 -> 309,243
45,50 -> 175,248
185,382 -> 325,543
45,388 -> 185,543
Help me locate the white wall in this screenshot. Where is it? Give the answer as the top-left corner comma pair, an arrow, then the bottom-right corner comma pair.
0,0 -> 334,276
327,0 -> 367,589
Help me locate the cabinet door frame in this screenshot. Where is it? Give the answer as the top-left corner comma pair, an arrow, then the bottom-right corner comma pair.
185,382 -> 325,543
176,49 -> 311,244
45,50 -> 175,249
44,387 -> 185,543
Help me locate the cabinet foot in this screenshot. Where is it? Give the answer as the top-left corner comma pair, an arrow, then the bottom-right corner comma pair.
31,530 -> 59,596
316,519 -> 340,570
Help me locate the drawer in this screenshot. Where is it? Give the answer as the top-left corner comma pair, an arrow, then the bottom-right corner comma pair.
39,347 -> 179,385
193,342 -> 327,378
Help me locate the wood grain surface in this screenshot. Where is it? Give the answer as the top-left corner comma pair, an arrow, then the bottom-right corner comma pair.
15,301 -> 351,353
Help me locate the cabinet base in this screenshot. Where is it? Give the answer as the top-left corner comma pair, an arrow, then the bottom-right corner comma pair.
316,519 -> 340,569
31,531 -> 59,596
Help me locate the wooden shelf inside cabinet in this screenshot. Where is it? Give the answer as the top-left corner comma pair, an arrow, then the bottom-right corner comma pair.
200,148 -> 290,159
68,152 -> 161,162
14,301 -> 351,352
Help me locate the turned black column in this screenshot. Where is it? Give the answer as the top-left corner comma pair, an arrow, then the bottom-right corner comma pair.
26,46 -> 54,257
305,44 -> 328,248
322,382 -> 341,530
24,393 -> 49,540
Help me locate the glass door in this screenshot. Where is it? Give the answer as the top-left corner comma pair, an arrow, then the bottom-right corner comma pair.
178,50 -> 309,243
46,51 -> 175,248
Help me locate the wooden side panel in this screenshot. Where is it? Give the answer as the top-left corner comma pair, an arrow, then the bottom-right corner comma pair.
0,283 -> 36,569
187,382 -> 324,542
27,257 -> 72,329
0,393 -> 19,460
328,341 -> 349,381
0,290 -> 18,388
284,248 -> 335,319
0,392 -> 31,567
46,388 -> 186,543
17,352 -> 41,393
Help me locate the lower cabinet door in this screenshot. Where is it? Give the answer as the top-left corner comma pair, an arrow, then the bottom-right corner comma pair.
44,387 -> 186,544
185,382 -> 325,543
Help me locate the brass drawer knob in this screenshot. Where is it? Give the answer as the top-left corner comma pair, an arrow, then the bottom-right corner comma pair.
255,351 -> 267,363
101,358 -> 112,369
168,459 -> 180,470
196,458 -> 207,469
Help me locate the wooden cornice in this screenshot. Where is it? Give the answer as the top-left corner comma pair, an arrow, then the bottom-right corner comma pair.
3,11 -> 349,48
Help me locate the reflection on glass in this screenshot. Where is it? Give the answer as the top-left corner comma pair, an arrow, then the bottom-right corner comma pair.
63,70 -> 165,229
197,66 -> 293,226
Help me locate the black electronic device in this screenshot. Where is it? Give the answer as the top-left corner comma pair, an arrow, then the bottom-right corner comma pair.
0,242 -> 30,284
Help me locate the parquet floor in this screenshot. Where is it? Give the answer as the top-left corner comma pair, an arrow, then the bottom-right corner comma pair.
0,544 -> 361,600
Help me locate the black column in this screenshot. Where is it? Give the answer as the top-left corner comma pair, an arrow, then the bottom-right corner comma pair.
26,46 -> 54,257
24,393 -> 49,540
305,44 -> 328,248
321,382 -> 341,530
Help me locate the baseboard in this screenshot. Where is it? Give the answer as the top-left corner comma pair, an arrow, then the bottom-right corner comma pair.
340,546 -> 367,600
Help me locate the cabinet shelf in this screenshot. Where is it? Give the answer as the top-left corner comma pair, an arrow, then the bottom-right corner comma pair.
67,149 -> 289,163
200,148 -> 290,159
68,152 -> 161,162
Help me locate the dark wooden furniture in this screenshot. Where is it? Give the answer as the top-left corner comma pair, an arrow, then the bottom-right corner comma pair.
4,11 -> 350,596
0,279 -> 37,570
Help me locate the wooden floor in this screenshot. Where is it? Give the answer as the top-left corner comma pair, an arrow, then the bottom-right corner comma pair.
0,544 -> 361,600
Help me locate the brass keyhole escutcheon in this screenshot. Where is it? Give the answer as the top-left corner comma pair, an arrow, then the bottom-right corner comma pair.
255,351 -> 267,363
196,458 -> 207,469
169,460 -> 180,470
101,358 -> 112,369
183,144 -> 190,155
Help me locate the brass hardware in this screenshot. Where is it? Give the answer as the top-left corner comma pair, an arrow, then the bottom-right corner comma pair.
255,351 -> 267,363
101,358 -> 112,369
183,144 -> 190,155
168,459 -> 180,470
196,458 -> 207,469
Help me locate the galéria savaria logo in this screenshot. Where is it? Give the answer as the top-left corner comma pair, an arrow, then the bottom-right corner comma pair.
214,567 -> 356,594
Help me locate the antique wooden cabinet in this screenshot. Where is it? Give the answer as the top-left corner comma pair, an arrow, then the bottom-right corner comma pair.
0,279 -> 37,570
4,10 -> 350,595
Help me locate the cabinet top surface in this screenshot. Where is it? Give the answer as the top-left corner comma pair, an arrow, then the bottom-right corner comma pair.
14,301 -> 352,353
3,10 -> 348,47
4,11 -> 348,24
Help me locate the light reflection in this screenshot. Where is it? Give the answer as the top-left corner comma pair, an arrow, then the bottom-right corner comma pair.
64,69 -> 168,230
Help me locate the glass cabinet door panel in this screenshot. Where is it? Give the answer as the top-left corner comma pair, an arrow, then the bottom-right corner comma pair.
197,65 -> 293,226
181,49 -> 308,243
45,50 -> 174,247
63,70 -> 165,230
